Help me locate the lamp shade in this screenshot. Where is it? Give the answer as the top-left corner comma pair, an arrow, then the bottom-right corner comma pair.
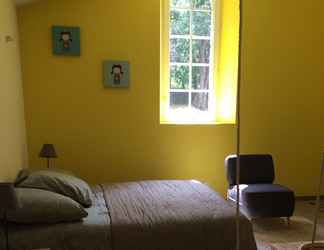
0,183 -> 19,210
39,144 -> 57,158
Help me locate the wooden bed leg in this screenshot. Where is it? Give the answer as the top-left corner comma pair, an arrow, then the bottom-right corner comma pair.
287,217 -> 291,227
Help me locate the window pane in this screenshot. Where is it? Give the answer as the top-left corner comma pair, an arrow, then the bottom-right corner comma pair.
191,92 -> 209,111
170,65 -> 189,89
192,39 -> 210,63
170,92 -> 189,108
192,66 -> 209,89
192,0 -> 211,10
171,0 -> 191,8
170,38 -> 190,63
170,10 -> 190,35
192,11 -> 211,36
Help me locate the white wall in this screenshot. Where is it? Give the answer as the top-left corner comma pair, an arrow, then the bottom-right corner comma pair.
0,0 -> 27,181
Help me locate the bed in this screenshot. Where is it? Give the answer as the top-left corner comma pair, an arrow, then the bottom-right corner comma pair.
0,180 -> 257,250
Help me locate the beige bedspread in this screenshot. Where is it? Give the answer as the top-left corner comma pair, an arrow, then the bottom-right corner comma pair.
102,180 -> 257,250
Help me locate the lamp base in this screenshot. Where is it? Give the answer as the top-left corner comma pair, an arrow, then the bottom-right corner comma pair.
299,242 -> 324,250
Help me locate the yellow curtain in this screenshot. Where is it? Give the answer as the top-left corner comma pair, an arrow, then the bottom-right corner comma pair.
160,0 -> 170,124
215,0 -> 240,124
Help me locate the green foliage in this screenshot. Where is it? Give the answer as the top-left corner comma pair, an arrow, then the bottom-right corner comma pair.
192,0 -> 211,9
170,10 -> 190,35
192,92 -> 209,111
192,66 -> 209,89
192,40 -> 210,63
170,66 -> 189,89
171,0 -> 191,8
170,38 -> 190,63
169,0 -> 212,111
171,0 -> 211,9
192,11 -> 211,36
171,9 -> 210,37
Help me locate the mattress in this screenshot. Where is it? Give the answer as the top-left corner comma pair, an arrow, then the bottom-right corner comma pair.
0,180 -> 257,250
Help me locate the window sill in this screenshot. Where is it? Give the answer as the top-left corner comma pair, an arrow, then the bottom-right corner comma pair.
160,120 -> 235,125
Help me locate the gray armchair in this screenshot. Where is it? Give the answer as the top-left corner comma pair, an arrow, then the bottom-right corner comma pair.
225,154 -> 295,223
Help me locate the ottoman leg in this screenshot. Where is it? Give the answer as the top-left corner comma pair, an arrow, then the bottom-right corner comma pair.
287,217 -> 291,227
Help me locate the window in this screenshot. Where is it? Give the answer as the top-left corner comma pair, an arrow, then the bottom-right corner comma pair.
162,0 -> 217,124
161,0 -> 240,124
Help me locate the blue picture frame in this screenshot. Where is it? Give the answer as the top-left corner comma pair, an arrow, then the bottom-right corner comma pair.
52,26 -> 80,56
103,60 -> 130,88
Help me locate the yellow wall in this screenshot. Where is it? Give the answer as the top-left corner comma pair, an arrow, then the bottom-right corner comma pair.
18,0 -> 324,196
240,0 -> 324,195
0,0 -> 27,181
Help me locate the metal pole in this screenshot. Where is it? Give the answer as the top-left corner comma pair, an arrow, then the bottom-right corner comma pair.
236,0 -> 244,250
311,153 -> 324,249
4,212 -> 9,250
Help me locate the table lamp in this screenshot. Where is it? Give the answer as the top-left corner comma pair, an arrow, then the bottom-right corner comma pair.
39,144 -> 57,168
0,183 -> 19,250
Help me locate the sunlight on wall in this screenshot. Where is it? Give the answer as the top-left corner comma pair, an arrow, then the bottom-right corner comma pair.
215,0 -> 240,124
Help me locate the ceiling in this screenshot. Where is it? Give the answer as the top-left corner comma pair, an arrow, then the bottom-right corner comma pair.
15,0 -> 42,6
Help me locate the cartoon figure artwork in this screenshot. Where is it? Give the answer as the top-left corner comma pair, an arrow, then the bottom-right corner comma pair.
52,26 -> 80,56
60,31 -> 73,51
103,61 -> 130,88
111,65 -> 124,85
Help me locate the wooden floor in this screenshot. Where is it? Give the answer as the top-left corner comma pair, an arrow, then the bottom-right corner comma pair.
252,200 -> 324,249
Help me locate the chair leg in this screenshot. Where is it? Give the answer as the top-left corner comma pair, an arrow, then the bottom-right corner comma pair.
287,217 -> 291,227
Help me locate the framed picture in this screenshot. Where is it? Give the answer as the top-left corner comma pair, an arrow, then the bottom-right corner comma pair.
52,26 -> 80,56
103,60 -> 130,88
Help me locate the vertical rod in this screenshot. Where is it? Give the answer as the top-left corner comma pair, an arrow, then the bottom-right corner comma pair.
311,153 -> 324,248
236,0 -> 244,250
4,212 -> 9,250
47,158 -> 50,169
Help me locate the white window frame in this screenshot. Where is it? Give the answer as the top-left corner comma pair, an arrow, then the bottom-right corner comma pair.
161,0 -> 220,124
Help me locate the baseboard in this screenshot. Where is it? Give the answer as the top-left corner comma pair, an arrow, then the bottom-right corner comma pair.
228,195 -> 321,202
296,196 -> 324,201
